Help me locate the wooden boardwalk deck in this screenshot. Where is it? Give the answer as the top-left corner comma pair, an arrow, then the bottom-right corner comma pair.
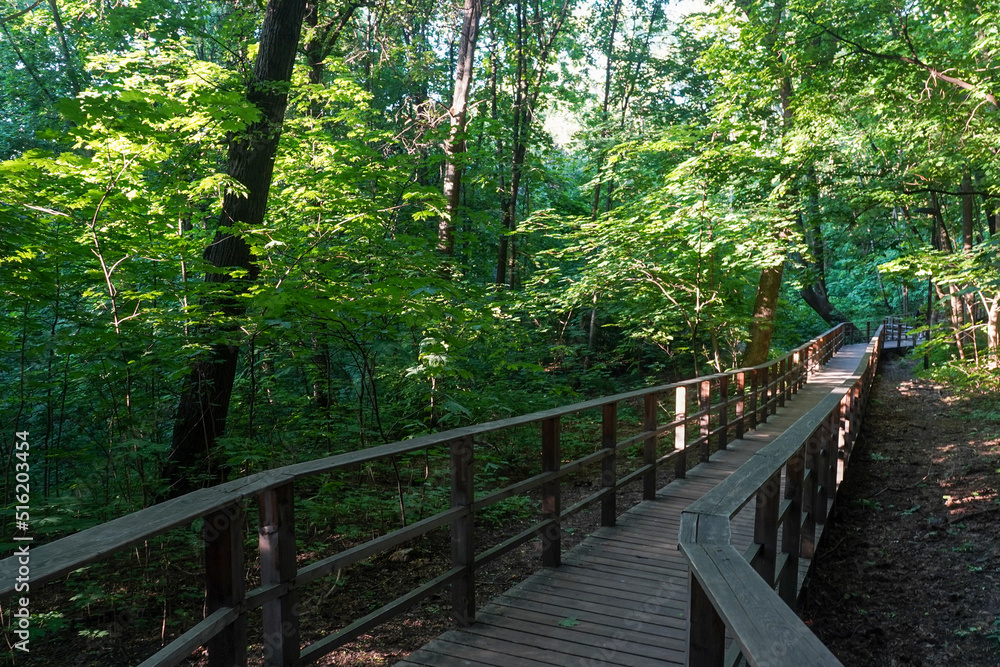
398,344 -> 869,667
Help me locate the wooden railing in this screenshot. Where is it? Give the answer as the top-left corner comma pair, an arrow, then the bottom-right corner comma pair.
679,321 -> 888,667
0,323 -> 856,666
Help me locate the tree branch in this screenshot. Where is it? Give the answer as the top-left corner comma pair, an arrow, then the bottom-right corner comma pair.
796,11 -> 997,108
0,0 -> 45,25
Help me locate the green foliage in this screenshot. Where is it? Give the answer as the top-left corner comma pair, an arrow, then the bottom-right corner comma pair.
1,0 -> 997,557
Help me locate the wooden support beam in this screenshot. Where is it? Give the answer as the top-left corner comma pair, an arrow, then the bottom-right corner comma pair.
778,358 -> 787,407
541,418 -> 561,567
700,380 -> 711,462
204,502 -> 247,667
258,483 -> 298,666
735,371 -> 745,439
450,436 -> 475,625
752,470 -> 780,587
674,386 -> 687,479
780,448 -> 804,605
717,375 -> 729,451
688,569 -> 726,667
644,393 -> 658,499
601,402 -> 617,527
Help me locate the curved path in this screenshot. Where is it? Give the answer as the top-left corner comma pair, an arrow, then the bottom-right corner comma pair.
397,343 -> 869,666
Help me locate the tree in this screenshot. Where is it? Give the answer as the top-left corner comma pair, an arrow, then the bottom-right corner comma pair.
439,0 -> 483,263
165,0 -> 308,493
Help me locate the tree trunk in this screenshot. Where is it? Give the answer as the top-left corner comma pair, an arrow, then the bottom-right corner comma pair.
742,263 -> 784,366
590,0 -> 624,220
165,0 -> 307,495
796,192 -> 846,325
439,0 -> 483,263
495,0 -> 571,286
986,296 -> 1000,368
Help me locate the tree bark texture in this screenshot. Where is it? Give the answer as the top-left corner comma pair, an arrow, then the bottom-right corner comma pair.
439,0 -> 483,261
742,263 -> 784,367
166,0 -> 307,495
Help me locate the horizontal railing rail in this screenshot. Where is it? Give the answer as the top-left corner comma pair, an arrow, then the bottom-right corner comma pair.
0,323 -> 855,666
679,321 -> 888,667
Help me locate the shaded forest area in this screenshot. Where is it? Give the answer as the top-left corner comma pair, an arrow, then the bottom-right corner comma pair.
1,0 -> 999,655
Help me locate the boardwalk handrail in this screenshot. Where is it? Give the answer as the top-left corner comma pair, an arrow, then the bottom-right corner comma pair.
679,322 -> 888,667
0,323 -> 856,666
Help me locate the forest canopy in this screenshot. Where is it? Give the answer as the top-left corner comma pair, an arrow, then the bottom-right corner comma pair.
1,0 -> 998,528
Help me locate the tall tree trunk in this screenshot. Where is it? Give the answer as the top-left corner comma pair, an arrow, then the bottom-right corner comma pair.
742,263 -> 785,366
961,172 -> 975,251
590,0 -> 624,220
736,0 -> 794,362
496,0 -> 572,286
47,0 -> 81,95
165,0 -> 307,495
796,200 -> 846,325
439,0 -> 483,263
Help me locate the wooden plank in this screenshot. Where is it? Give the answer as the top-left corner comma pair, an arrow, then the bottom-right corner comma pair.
688,567 -> 725,667
296,505 -> 466,587
451,437 -> 475,626
510,576 -> 688,617
459,612 -> 679,667
298,567 -> 463,664
400,647 -> 501,667
204,502 -> 246,667
408,637 -> 561,667
137,607 -> 239,667
479,601 -> 687,652
674,385 -> 687,479
474,519 -> 555,568
602,402 -> 618,526
258,483 -> 298,666
700,380 -> 711,462
682,543 -> 842,666
644,393 -> 658,499
499,587 -> 688,630
718,375 -> 729,451
541,417 -> 561,568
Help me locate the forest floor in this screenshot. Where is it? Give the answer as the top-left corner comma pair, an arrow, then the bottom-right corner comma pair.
802,355 -> 1000,666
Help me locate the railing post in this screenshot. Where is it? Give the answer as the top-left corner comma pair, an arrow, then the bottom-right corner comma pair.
815,416 -> 832,526
792,350 -> 801,392
450,436 -> 475,625
205,502 -> 247,667
778,358 -> 787,407
760,363 -> 770,423
688,571 -> 725,667
259,483 -> 299,666
829,404 -> 842,495
699,380 -> 711,462
866,320 -> 871,341
734,372 -> 745,440
748,369 -> 758,431
674,386 -> 687,479
602,402 -> 617,527
780,450 -> 804,606
753,470 -> 780,587
801,438 -> 817,560
644,393 -> 658,499
542,417 -> 562,567
717,375 -> 729,451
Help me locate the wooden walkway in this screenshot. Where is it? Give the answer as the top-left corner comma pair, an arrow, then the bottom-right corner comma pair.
398,344 -> 869,667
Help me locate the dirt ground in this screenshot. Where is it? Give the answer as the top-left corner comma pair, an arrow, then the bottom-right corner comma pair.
802,356 -> 1000,666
